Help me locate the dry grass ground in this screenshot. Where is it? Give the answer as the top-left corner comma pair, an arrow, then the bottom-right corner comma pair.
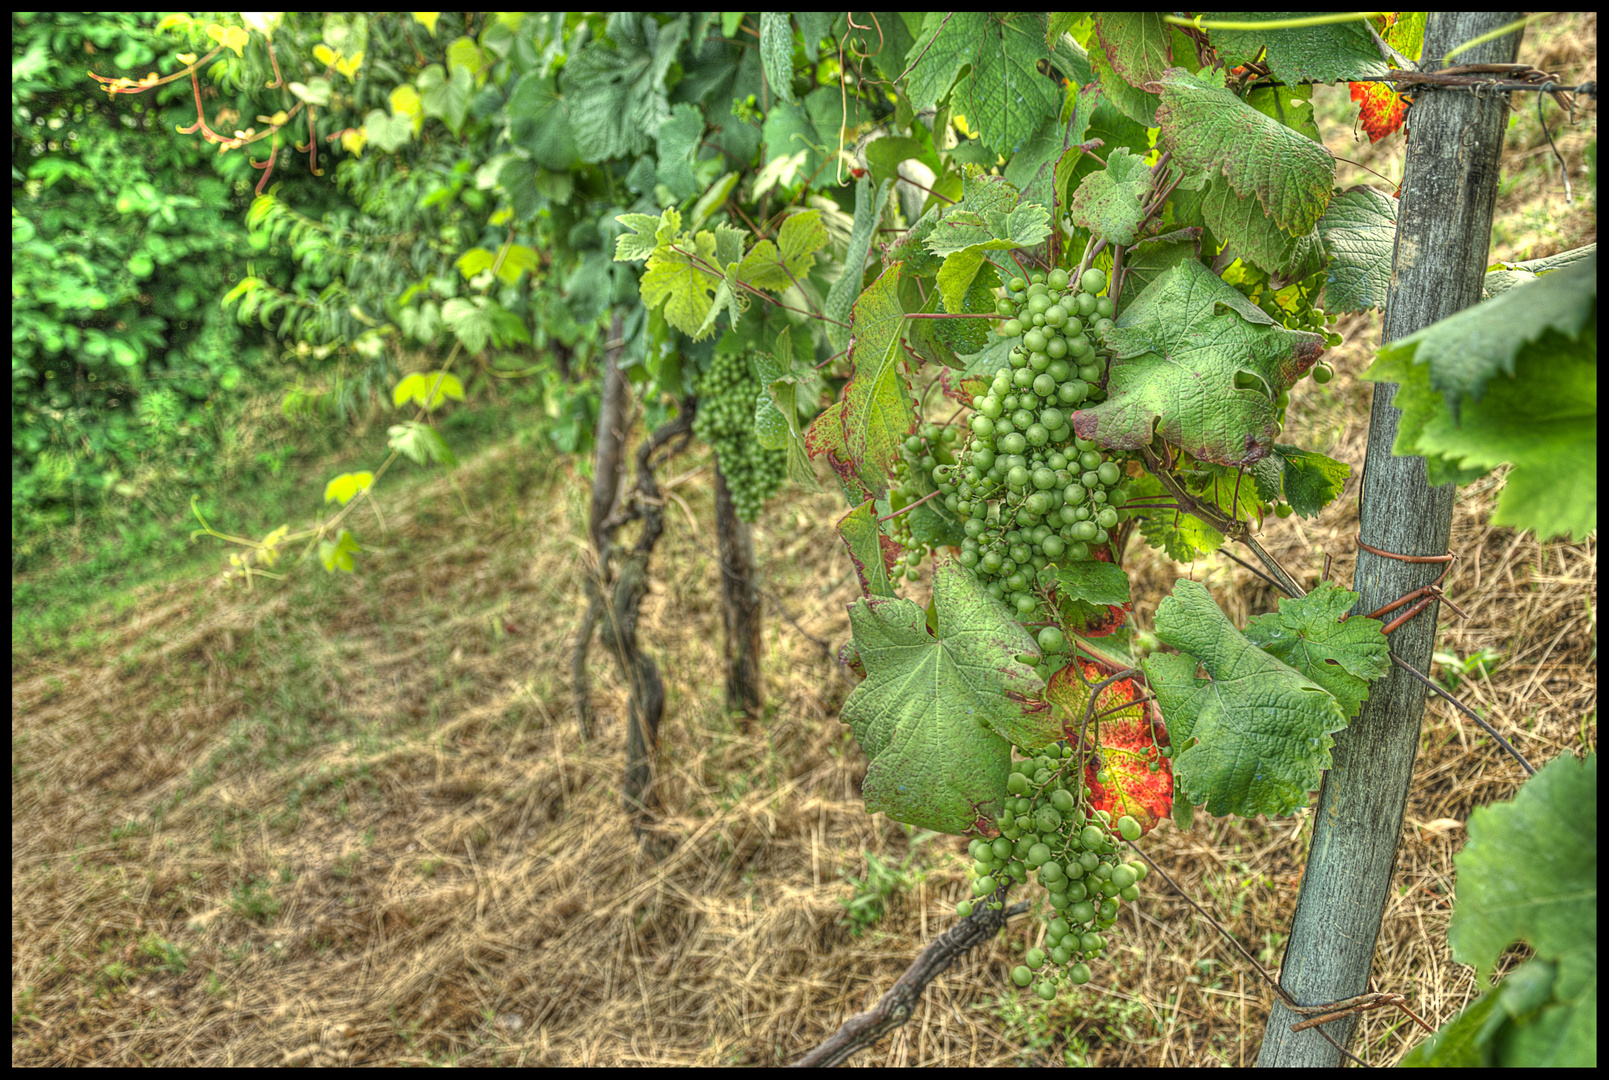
12,14 -> 1596,1068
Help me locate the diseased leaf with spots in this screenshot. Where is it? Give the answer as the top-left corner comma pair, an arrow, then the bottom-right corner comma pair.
839,264 -> 917,487
836,498 -> 902,599
1048,659 -> 1172,834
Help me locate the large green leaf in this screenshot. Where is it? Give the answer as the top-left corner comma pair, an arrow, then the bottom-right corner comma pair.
840,264 -> 917,488
840,555 -> 1045,835
1073,259 -> 1325,465
1144,579 -> 1348,817
562,12 -> 686,163
654,102 -> 705,200
758,12 -> 796,104
824,176 -> 891,350
1153,67 -> 1334,238
1362,259 -> 1597,541
1404,753 -> 1596,1067
1450,752 -> 1597,984
904,13 -> 1061,155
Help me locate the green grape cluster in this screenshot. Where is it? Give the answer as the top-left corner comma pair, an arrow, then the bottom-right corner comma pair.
954,744 -> 1149,1001
693,348 -> 788,522
952,267 -> 1134,624
889,423 -> 963,579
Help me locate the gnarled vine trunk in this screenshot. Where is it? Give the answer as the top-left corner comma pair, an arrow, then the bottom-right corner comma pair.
712,460 -> 764,716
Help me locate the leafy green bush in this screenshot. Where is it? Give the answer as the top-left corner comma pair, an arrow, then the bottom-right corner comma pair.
11,13 -> 310,567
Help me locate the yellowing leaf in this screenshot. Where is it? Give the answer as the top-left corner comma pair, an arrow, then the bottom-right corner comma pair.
456,247 -> 496,280
412,12 -> 441,36
319,529 -> 361,573
207,24 -> 251,57
393,371 -> 465,411
323,471 -> 375,506
494,244 -> 540,285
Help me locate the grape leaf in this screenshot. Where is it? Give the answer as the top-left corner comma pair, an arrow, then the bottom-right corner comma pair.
1044,557 -> 1131,636
1153,67 -> 1334,239
1243,582 -> 1389,720
839,555 -> 1046,835
925,172 -> 1050,257
758,12 -> 795,105
1362,260 -> 1596,541
1144,579 -> 1348,818
388,421 -> 456,467
654,102 -> 705,200
1048,660 -> 1172,833
804,392 -> 877,505
1087,13 -> 1169,127
323,471 -> 374,506
1128,470 -> 1225,562
753,328 -> 822,489
903,13 -> 1062,155
318,529 -> 361,574
839,264 -> 918,487
736,209 -> 827,292
1049,559 -> 1130,607
1067,146 -> 1153,247
1209,13 -> 1387,88
1270,443 -> 1351,518
393,370 -> 464,411
836,498 -> 902,599
1372,257 -> 1596,416
824,175 -> 892,350
561,12 -> 686,163
506,72 -> 579,170
1450,751 -> 1597,984
1316,185 -> 1397,314
1072,259 -> 1325,465
640,227 -> 722,339
1401,752 -> 1598,1067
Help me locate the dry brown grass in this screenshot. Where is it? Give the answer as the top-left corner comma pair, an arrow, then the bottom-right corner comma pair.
11,14 -> 1596,1068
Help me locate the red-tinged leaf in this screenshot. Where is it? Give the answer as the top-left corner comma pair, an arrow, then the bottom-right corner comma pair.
1048,546 -> 1131,637
804,394 -> 848,461
1048,659 -> 1172,834
836,498 -> 904,599
805,392 -> 876,503
1349,80 -> 1409,143
841,264 -> 918,484
939,365 -> 990,408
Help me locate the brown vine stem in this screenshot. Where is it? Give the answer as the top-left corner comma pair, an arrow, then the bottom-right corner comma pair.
793,893 -> 1031,1066
1136,442 -> 1305,598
